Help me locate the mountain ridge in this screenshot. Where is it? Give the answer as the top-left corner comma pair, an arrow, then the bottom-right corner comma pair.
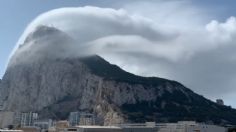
0,26 -> 236,125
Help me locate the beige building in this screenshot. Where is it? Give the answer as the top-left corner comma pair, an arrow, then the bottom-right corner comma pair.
55,121 -> 69,132
48,127 -> 56,132
0,111 -> 15,128
17,126 -> 40,132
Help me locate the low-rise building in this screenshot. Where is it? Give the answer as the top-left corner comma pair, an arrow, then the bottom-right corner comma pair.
34,119 -> 53,131
68,112 -> 95,126
68,112 -> 80,126
20,112 -> 38,127
55,121 -> 227,132
157,121 -> 226,132
17,126 -> 40,132
0,111 -> 34,128
64,122 -> 157,132
48,127 -> 56,132
55,120 -> 69,132
0,112 -> 22,128
64,126 -> 122,132
0,130 -> 23,132
120,122 -> 158,132
0,112 -> 16,128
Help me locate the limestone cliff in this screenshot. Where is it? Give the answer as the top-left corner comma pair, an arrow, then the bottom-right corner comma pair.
1,26 -> 236,125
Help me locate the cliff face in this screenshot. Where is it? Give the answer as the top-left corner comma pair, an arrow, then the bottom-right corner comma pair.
1,56 -> 125,125
1,26 -> 236,125
0,55 -> 179,124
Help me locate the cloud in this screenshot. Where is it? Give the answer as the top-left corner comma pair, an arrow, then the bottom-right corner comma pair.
206,16 -> 236,43
8,1 -> 236,107
10,6 -> 180,65
16,6 -> 175,45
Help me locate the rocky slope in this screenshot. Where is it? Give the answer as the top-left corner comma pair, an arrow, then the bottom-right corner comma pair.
1,26 -> 236,125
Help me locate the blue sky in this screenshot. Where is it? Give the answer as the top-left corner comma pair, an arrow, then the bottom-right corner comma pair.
1,0 -> 236,107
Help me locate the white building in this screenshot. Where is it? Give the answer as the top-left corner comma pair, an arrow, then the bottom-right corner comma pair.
120,122 -> 158,132
0,130 -> 23,132
34,119 -> 53,131
20,112 -> 38,127
157,121 -> 226,132
68,112 -> 95,126
68,112 -> 80,126
64,126 -> 122,132
62,121 -> 226,132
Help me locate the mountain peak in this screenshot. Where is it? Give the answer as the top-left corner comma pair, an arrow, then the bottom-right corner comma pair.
24,25 -> 65,44
8,25 -> 77,68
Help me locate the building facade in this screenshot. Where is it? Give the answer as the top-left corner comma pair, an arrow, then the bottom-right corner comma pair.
20,112 -> 38,127
68,112 -> 95,126
34,119 -> 53,131
157,121 -> 226,132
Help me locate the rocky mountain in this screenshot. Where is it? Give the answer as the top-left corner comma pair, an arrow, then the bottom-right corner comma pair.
1,26 -> 236,125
